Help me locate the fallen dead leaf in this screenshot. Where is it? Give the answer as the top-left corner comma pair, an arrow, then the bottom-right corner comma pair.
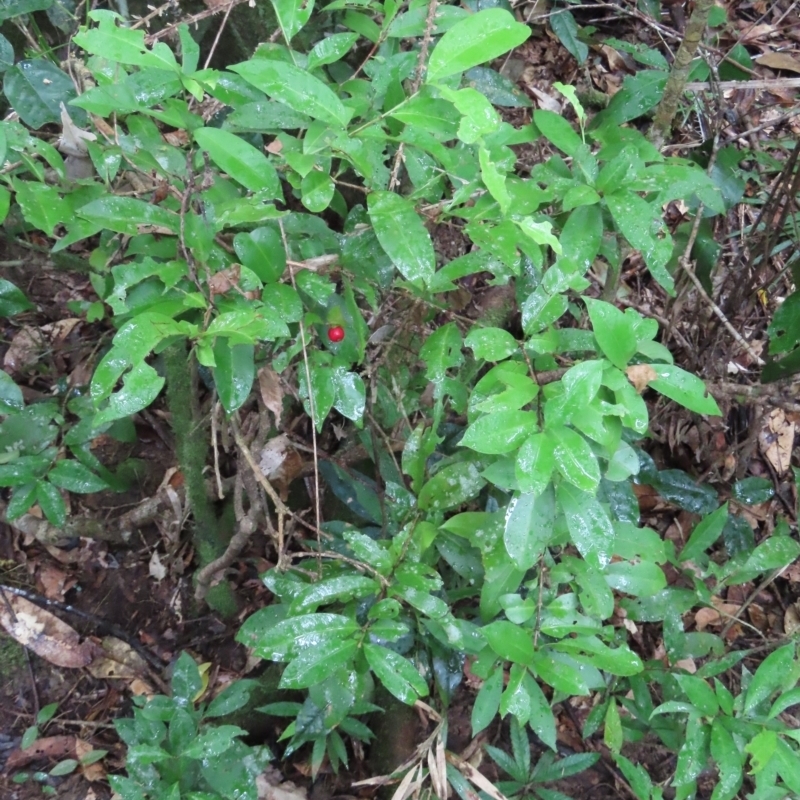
208,264 -> 241,298
759,408 -> 794,474
257,769 -> 308,800
784,603 -> 800,636
757,51 -> 800,74
626,364 -> 658,394
4,326 -> 45,373
0,594 -> 96,668
75,739 -> 106,782
37,563 -> 72,601
258,366 -> 285,425
86,636 -> 148,681
258,434 -> 304,500
6,735 -> 77,770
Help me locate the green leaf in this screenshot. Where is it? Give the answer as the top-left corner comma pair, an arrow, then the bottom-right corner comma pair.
194,127 -> 281,197
604,700 -> 622,754
281,638 -> 358,689
364,644 -> 429,704
731,476 -> 774,506
461,410 -> 537,455
525,671 -> 557,751
34,481 -> 64,527
593,70 -> 667,126
482,620 -> 534,665
426,9 -> 530,83
271,0 -> 315,41
13,180 -> 69,236
675,674 -> 719,717
708,720 -> 741,800
515,433 -> 555,496
648,364 -> 721,415
551,425 -> 599,492
331,369 -> 366,421
562,204 -> 602,271
503,487 -> 556,571
301,170 -> 335,213
367,191 -> 435,287
232,59 -> 352,128
465,327 -> 518,361
289,575 -> 379,613
472,666 -> 503,734
212,341 -> 254,415
78,196 -> 178,236
389,93 -> 459,139
463,67 -> 531,108
0,0 -> 53,21
550,9 -> 588,64
0,279 -> 34,316
205,680 -> 256,717
479,145 -> 510,212
419,322 -> 463,381
94,362 -> 165,427
237,612 -> 358,660
307,32 -> 358,69
418,460 -> 486,511
605,192 -> 674,294
75,11 -> 179,71
649,469 -> 718,514
678,502 -> 728,563
182,725 -> 247,759
233,226 -> 285,283
557,483 -> 614,569
604,560 -> 666,597
3,59 -> 77,129
744,644 -> 796,714
584,298 -> 638,370
533,109 -> 583,157
530,650 -> 590,696
48,461 -> 108,493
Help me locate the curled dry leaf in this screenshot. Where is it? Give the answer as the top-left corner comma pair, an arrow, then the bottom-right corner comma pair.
256,769 -> 309,800
87,636 -> 149,681
258,366 -> 285,424
6,735 -> 77,770
626,363 -> 658,394
258,434 -> 304,500
4,326 -> 45,373
0,594 -> 96,668
759,408 -> 794,475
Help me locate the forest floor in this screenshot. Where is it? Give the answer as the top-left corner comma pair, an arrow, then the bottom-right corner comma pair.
1,0 -> 800,798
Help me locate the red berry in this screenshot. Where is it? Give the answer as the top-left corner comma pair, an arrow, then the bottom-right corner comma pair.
327,325 -> 345,343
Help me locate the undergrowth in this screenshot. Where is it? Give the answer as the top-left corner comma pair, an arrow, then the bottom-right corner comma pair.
0,1 -> 798,799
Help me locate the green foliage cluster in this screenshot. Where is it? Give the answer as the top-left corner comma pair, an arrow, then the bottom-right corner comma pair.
0,1 -> 798,799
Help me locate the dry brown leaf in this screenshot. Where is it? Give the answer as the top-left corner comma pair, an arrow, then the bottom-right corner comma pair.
208,264 -> 241,298
0,594 -> 95,668
86,636 -> 148,681
757,51 -> 800,74
6,735 -> 77,770
759,408 -> 794,474
784,603 -> 800,636
37,563 -> 71,601
626,364 -> 657,394
75,739 -> 106,782
256,769 -> 309,800
4,326 -> 44,373
258,366 -> 285,424
266,139 -> 283,154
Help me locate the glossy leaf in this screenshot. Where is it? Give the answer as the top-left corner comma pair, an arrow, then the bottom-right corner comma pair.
94,362 -> 165,427
364,643 -> 429,704
472,666 -> 503,735
418,461 -> 485,512
551,425 -> 599,492
368,191 -> 435,287
232,59 -> 351,128
461,410 -> 537,455
280,639 -> 358,689
648,364 -> 721,416
503,487 -> 556,571
233,227 -> 285,283
678,503 -> 728,564
237,612 -> 358,660
550,9 -> 587,64
464,327 -> 518,361
557,483 -> 614,569
426,9 -> 530,83
48,461 -> 108,493
482,620 -> 534,665
213,341 -> 254,414
584,298 -> 638,370
271,0 -> 315,41
0,279 -> 34,316
744,644 -> 796,714
4,59 -> 77,129
515,433 -> 555,496
194,128 -> 280,197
